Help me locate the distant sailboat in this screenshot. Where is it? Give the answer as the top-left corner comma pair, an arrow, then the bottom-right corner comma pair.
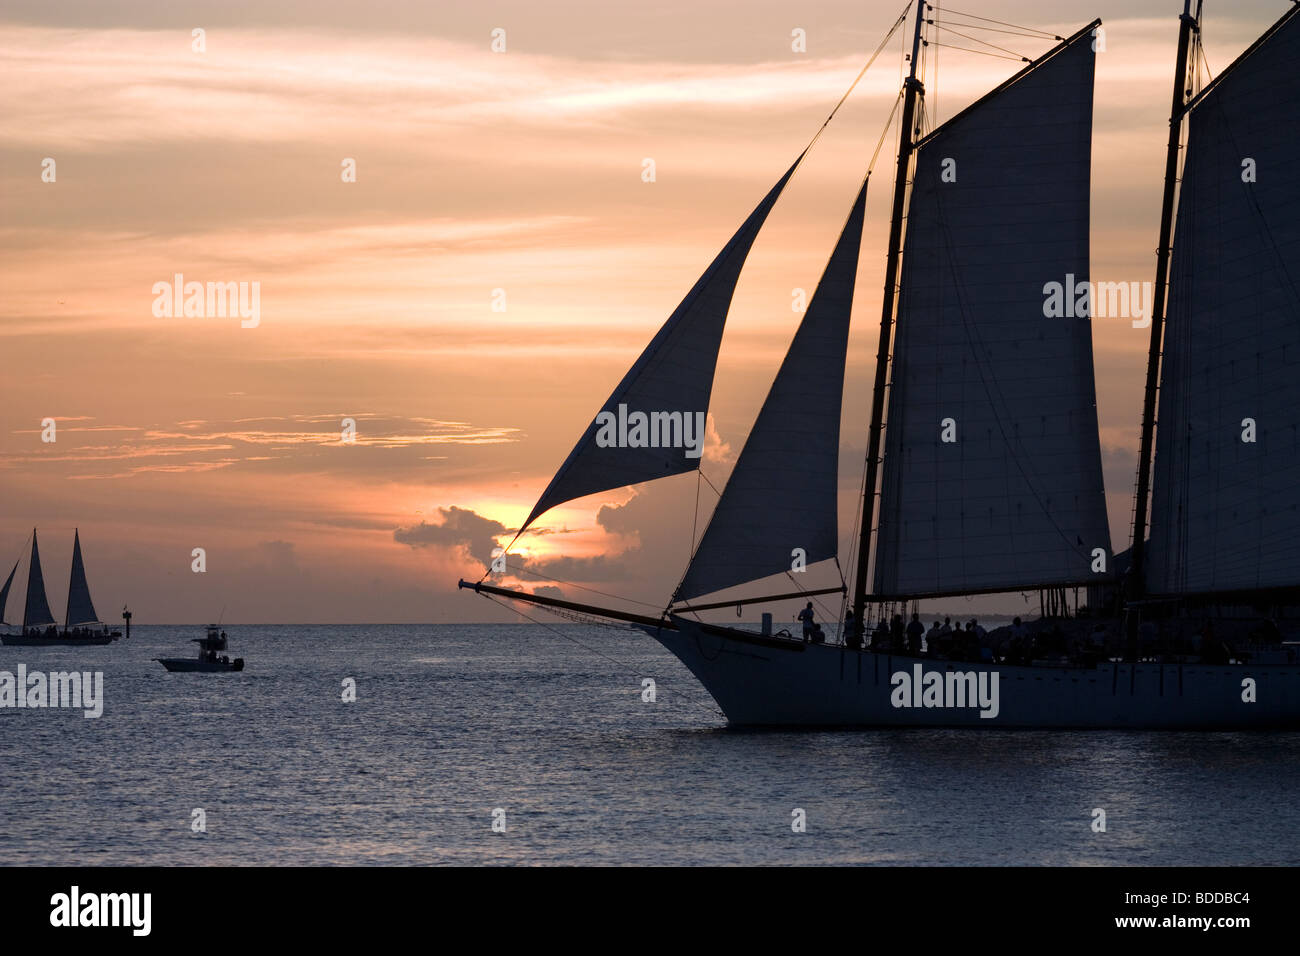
460,1 -> 1300,728
1,529 -> 122,646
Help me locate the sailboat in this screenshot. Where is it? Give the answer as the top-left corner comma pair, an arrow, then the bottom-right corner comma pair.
1,529 -> 122,646
459,1 -> 1300,728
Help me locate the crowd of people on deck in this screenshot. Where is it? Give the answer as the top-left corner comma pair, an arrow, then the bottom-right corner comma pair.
20,624 -> 112,640
790,601 -> 1293,666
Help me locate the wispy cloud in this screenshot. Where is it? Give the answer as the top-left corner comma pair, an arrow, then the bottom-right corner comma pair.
3,413 -> 518,479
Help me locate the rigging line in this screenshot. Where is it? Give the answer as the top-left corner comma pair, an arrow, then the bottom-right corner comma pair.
476,590 -> 725,719
783,571 -> 843,637
666,469 -> 706,615
933,6 -> 1061,39
934,23 -> 1030,60
933,1 -> 939,131
900,3 -> 907,90
845,453 -> 870,607
832,556 -> 849,641
697,468 -> 724,500
807,0 -> 914,153
491,564 -> 666,610
928,40 -> 1027,62
667,465 -> 723,609
845,92 -> 905,604
1198,40 -> 1212,82
483,5 -> 912,592
870,91 -> 904,173
689,470 -> 702,556
931,18 -> 1063,41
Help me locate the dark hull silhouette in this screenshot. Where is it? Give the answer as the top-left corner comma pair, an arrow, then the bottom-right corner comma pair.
643,618 -> 1300,729
2,631 -> 117,646
156,657 -> 244,672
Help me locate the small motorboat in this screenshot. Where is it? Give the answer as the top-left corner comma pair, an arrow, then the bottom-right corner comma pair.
156,626 -> 244,672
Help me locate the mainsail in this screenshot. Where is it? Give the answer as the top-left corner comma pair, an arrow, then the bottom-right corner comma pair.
674,179 -> 868,601
0,560 -> 16,625
517,155 -> 805,535
23,530 -> 56,628
872,27 -> 1112,598
66,528 -> 99,626
1146,6 -> 1300,595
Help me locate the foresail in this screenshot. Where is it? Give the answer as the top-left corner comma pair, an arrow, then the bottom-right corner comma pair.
1147,7 -> 1300,595
675,179 -> 868,602
873,28 -> 1112,598
66,529 -> 99,626
23,530 -> 56,628
0,560 -> 16,625
518,155 -> 805,534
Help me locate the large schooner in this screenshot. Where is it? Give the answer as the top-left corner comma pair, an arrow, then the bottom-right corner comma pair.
460,1 -> 1300,727
1,529 -> 122,646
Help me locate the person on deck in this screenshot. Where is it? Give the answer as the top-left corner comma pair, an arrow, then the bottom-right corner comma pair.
906,613 -> 925,656
926,620 -> 943,656
798,602 -> 816,642
845,608 -> 862,650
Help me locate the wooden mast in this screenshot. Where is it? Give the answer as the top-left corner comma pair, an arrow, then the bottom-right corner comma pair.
1128,0 -> 1200,613
851,0 -> 927,637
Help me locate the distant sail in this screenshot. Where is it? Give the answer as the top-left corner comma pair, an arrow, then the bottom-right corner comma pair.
1147,7 -> 1300,595
873,30 -> 1112,598
0,560 -> 16,625
23,530 -> 56,628
675,180 -> 867,601
518,155 -> 805,534
65,529 -> 99,626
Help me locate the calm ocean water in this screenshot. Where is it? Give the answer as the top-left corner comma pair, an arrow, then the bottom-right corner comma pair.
1,622 -> 1297,866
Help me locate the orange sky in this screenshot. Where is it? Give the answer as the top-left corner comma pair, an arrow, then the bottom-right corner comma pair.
0,0 -> 1286,623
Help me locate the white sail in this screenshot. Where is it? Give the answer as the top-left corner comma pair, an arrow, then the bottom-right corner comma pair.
519,155 -> 805,533
873,31 -> 1112,598
0,559 -> 16,625
675,180 -> 868,601
1146,8 -> 1300,596
65,529 -> 100,626
23,530 -> 56,628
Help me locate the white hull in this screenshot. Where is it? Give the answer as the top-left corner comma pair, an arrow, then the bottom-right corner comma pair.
643,618 -> 1300,729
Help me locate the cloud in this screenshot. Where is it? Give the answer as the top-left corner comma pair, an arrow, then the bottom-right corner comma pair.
701,412 -> 734,466
257,539 -> 300,572
0,26 -> 908,151
2,413 -> 516,480
518,551 -> 635,583
596,494 -> 643,536
394,506 -> 507,564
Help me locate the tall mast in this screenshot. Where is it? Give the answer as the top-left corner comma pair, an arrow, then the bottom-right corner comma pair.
1128,0 -> 1199,608
851,0 -> 927,633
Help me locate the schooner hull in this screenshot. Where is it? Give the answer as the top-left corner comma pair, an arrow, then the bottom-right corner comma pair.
644,619 -> 1300,729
